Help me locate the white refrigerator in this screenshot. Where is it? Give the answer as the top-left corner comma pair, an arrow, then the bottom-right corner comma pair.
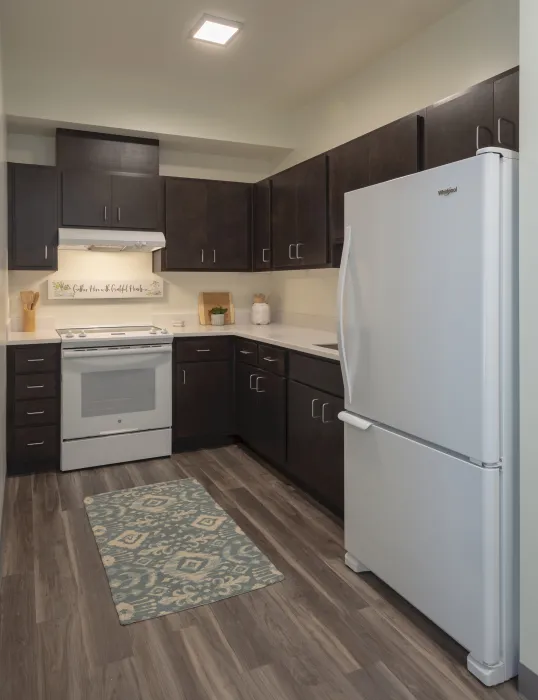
337,147 -> 518,687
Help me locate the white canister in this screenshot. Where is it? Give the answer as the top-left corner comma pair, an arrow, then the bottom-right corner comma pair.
251,294 -> 271,325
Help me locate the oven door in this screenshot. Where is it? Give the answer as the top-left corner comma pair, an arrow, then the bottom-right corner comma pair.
62,344 -> 172,440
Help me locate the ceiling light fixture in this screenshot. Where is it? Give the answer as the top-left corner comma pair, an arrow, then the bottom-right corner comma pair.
191,14 -> 242,46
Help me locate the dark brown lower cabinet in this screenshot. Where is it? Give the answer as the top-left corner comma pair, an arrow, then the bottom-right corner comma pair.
236,362 -> 286,466
175,361 -> 233,440
287,380 -> 344,514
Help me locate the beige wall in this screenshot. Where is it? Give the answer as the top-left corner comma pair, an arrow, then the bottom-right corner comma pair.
519,0 -> 538,690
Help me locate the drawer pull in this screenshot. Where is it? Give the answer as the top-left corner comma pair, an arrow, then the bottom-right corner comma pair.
27,410 -> 45,416
27,385 -> 44,389
263,357 -> 278,362
27,358 -> 45,363
27,441 -> 45,446
240,350 -> 253,355
196,349 -> 211,353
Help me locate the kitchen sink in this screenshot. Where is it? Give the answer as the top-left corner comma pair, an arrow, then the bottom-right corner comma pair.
315,343 -> 339,350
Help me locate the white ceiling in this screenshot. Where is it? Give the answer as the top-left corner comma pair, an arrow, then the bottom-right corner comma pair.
0,0 -> 468,148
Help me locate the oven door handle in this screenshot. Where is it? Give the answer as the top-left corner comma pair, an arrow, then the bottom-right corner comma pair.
62,345 -> 172,359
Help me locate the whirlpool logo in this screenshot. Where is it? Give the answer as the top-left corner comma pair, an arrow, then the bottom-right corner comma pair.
438,186 -> 458,196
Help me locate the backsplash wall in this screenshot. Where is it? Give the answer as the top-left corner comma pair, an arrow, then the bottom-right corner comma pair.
8,251 -> 271,328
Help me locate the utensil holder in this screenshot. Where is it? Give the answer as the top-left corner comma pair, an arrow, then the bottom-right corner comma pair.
22,308 -> 36,332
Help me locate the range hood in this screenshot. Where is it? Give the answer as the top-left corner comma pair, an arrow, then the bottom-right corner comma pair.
58,228 -> 166,253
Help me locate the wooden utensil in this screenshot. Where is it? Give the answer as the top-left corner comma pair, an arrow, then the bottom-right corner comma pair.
31,291 -> 40,309
20,290 -> 34,309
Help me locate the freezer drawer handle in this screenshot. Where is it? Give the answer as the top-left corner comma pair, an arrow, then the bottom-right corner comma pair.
338,412 -> 372,431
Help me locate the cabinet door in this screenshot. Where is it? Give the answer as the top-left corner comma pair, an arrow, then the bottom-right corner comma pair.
328,136 -> 369,244
288,380 -> 344,515
175,361 -> 232,439
164,178 -> 208,270
494,70 -> 519,151
236,361 -> 259,448
111,174 -> 162,230
425,82 -> 494,169
253,179 -> 271,270
208,181 -> 251,271
271,167 -> 298,269
61,170 -> 112,227
296,155 -> 328,267
254,369 -> 286,466
369,115 -> 421,186
9,164 -> 58,270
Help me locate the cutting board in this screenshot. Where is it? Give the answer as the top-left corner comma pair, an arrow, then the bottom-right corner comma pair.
198,292 -> 235,325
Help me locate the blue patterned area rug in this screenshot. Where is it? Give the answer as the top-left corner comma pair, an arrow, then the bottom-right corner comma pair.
84,478 -> 284,625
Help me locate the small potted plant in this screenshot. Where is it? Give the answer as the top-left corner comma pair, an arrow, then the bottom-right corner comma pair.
210,306 -> 227,326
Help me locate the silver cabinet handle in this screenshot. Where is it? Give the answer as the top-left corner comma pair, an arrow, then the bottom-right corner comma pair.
27,358 -> 44,362
249,373 -> 257,390
288,244 -> 296,260
255,376 -> 265,393
296,243 -> 304,260
182,369 -> 186,385
263,357 -> 278,362
196,349 -> 210,353
27,385 -> 44,389
117,207 -> 121,222
262,248 -> 270,263
240,350 -> 253,355
201,249 -> 205,263
27,410 -> 45,415
321,403 -> 332,423
312,399 -> 320,419
44,245 -> 48,260
475,125 -> 492,151
103,205 -> 108,221
213,249 -> 216,264
497,116 -> 516,147
27,441 -> 44,446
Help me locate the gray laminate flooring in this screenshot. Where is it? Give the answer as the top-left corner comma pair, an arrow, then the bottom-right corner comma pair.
0,445 -> 521,699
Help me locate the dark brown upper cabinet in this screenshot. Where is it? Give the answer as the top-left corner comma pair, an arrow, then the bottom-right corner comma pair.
368,114 -> 423,186
424,81 -> 494,169
272,154 -> 328,269
253,179 -> 271,271
494,69 -> 519,151
8,163 -> 58,271
61,171 -> 162,230
156,177 -> 251,272
328,135 -> 369,244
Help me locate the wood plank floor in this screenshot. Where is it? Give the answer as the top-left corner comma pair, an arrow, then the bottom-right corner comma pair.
0,445 -> 521,699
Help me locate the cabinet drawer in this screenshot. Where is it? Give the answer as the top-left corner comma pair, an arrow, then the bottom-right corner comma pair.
258,344 -> 287,376
236,339 -> 258,366
14,373 -> 57,400
12,425 -> 59,464
289,352 -> 343,397
175,337 -> 232,362
14,344 -> 58,374
15,399 -> 58,427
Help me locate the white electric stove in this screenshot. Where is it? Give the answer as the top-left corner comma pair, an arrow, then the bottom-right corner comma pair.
58,325 -> 173,472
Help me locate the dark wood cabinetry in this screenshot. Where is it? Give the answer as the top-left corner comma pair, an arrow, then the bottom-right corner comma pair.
494,69 -> 519,151
236,356 -> 286,466
287,378 -> 344,515
253,179 -> 271,270
7,344 -> 61,475
425,82 -> 495,169
272,154 -> 328,269
368,115 -> 422,186
157,177 -> 251,272
8,163 -> 58,270
328,136 -> 369,244
61,171 -> 161,230
173,338 -> 234,445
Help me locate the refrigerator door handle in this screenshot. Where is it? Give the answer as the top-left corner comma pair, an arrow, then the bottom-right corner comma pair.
337,225 -> 353,403
338,411 -> 372,431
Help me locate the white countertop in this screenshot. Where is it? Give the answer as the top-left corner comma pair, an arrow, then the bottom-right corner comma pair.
7,324 -> 339,360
